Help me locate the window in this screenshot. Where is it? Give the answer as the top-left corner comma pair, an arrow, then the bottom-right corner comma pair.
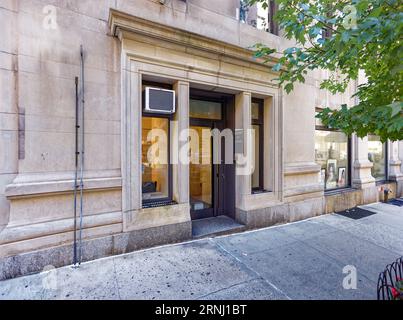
315,113 -> 350,190
240,0 -> 279,35
368,134 -> 387,182
268,0 -> 279,35
142,116 -> 171,203
190,99 -> 222,120
252,99 -> 264,192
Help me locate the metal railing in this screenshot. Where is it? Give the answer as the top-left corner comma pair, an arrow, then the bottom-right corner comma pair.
377,257 -> 403,300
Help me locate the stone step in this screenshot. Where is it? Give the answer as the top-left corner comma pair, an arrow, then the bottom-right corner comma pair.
191,215 -> 246,239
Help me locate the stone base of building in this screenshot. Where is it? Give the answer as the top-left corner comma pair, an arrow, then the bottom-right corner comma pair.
0,221 -> 192,281
236,197 -> 325,229
0,182 -> 398,281
236,182 -> 398,229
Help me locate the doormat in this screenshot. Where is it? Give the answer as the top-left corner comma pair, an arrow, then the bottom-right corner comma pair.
387,198 -> 403,207
336,207 -> 377,220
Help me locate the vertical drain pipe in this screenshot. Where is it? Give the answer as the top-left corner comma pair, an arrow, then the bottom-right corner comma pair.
78,45 -> 85,265
73,76 -> 79,266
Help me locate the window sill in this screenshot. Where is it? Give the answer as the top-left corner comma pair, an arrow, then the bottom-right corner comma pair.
324,187 -> 357,196
375,180 -> 393,186
142,199 -> 177,209
252,189 -> 271,195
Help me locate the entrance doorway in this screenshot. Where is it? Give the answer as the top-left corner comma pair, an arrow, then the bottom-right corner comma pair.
189,90 -> 235,220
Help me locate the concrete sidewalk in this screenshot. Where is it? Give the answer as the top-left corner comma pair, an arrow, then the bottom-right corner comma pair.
1,202 -> 402,300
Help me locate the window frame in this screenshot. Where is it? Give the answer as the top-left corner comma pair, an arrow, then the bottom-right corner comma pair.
268,0 -> 279,36
315,113 -> 352,192
141,83 -> 174,207
251,98 -> 265,193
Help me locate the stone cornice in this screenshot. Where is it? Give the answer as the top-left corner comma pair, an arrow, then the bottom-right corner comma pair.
284,162 -> 322,176
5,177 -> 122,199
108,9 -> 278,69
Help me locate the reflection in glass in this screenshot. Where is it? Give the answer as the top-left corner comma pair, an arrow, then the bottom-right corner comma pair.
368,135 -> 387,181
315,130 -> 349,190
252,125 -> 260,189
252,102 -> 260,120
142,117 -> 169,201
190,99 -> 222,120
190,126 -> 212,211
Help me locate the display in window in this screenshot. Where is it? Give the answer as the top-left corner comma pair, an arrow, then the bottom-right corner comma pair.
315,130 -> 349,190
338,167 -> 346,186
142,117 -> 169,201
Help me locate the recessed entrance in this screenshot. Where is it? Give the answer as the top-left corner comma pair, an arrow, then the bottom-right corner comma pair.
189,90 -> 235,220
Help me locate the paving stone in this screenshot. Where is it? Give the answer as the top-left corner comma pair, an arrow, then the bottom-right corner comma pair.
237,242 -> 375,300
340,221 -> 403,255
213,227 -> 298,259
113,241 -> 256,300
298,229 -> 400,282
1,206 -> 402,300
198,278 -> 288,300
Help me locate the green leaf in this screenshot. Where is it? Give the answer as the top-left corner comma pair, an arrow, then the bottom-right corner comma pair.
284,83 -> 294,93
390,102 -> 403,117
250,0 -> 403,141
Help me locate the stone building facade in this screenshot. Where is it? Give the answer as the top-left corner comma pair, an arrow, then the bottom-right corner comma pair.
0,0 -> 402,279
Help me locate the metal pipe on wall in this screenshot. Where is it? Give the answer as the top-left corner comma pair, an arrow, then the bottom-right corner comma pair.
78,45 -> 85,265
73,76 -> 79,266
73,45 -> 85,267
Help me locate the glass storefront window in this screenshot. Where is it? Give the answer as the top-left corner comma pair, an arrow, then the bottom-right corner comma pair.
368,135 -> 387,181
142,116 -> 170,201
315,130 -> 349,190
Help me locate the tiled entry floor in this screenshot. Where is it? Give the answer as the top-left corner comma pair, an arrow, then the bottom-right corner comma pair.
192,215 -> 245,239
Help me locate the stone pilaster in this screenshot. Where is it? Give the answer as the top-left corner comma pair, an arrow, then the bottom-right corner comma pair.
172,81 -> 190,204
352,135 -> 377,203
234,91 -> 252,211
389,140 -> 403,197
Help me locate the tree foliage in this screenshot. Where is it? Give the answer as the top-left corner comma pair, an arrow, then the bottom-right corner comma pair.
249,0 -> 402,141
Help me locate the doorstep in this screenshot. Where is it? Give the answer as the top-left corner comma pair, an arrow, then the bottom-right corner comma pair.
191,215 -> 246,239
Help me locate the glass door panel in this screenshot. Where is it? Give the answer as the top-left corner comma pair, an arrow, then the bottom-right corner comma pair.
190,125 -> 213,218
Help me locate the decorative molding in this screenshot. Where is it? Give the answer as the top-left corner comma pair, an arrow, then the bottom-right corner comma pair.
5,177 -> 122,199
284,162 -> 321,176
108,9 -> 278,69
0,211 -> 122,246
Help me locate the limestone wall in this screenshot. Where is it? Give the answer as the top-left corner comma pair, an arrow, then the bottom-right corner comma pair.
0,0 -> 401,270
0,0 -> 18,232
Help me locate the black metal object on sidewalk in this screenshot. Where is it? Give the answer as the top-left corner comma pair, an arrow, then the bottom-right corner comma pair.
377,257 -> 403,300
335,207 -> 377,220
387,198 -> 403,207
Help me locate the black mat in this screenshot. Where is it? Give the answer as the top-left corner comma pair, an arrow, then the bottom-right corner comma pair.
336,207 -> 377,220
387,198 -> 403,207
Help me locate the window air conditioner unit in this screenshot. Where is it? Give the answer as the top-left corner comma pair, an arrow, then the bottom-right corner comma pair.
144,87 -> 176,114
